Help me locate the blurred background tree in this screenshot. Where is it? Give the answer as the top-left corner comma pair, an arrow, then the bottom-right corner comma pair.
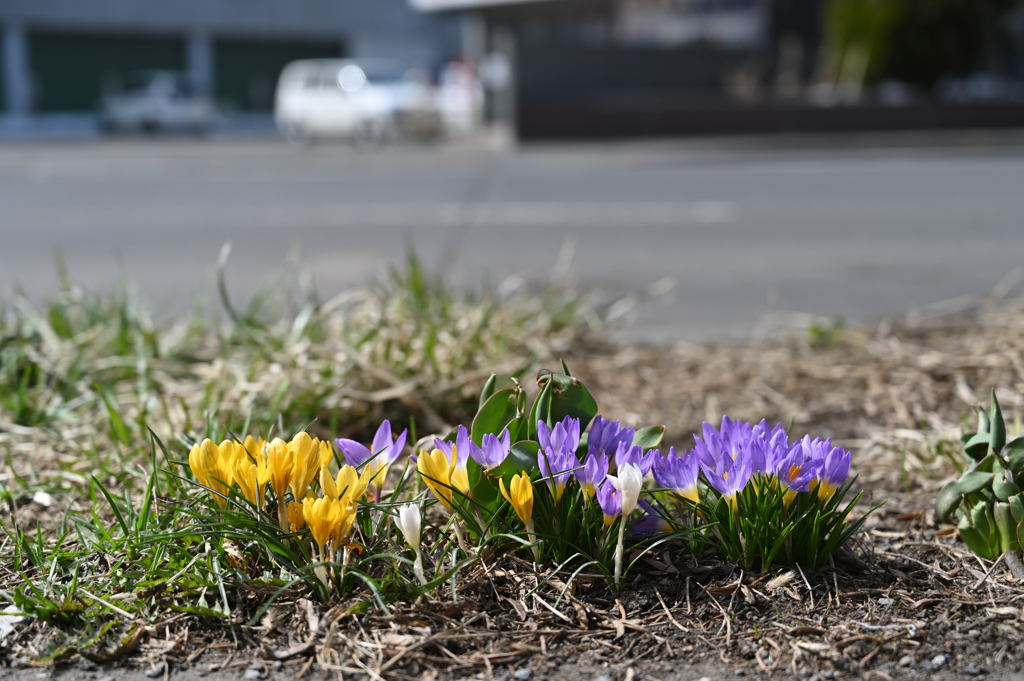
821,0 -> 1020,89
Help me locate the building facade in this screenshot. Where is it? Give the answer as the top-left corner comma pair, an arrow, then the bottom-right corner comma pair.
1,0 -> 460,114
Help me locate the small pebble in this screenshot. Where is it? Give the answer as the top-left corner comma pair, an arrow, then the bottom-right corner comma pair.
968,629 -> 981,637
900,656 -> 914,668
698,677 -> 712,681
272,661 -> 282,670
933,655 -> 948,668
144,661 -> 165,678
248,662 -> 265,672
99,677 -> 115,681
243,670 -> 261,681
592,676 -> 613,681
933,675 -> 944,681
822,672 -> 835,680
514,670 -> 532,681
77,658 -> 98,672
964,662 -> 984,676
878,598 -> 894,606
734,670 -> 746,677
809,675 -> 821,681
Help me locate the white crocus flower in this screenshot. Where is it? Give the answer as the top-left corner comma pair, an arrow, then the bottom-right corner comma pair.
609,462 -> 644,590
397,503 -> 428,586
397,503 -> 421,551
614,463 -> 643,517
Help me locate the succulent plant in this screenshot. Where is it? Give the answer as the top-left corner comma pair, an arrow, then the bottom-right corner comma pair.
936,391 -> 1024,559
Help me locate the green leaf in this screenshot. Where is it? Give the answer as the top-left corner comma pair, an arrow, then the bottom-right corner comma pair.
546,373 -> 599,432
1009,495 -> 1024,524
490,441 -> 539,480
632,426 -> 666,450
560,359 -> 572,376
466,457 -> 500,511
1003,437 -> 1024,473
478,374 -> 498,411
977,407 -> 990,435
990,390 -> 1006,455
964,432 -> 991,462
471,388 -> 519,446
993,477 -> 1021,502
957,471 -> 995,496
528,379 -> 553,441
994,502 -> 1019,554
935,482 -> 963,523
958,518 -> 1000,560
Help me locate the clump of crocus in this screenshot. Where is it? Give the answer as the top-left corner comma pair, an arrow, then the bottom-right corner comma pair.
500,472 -> 538,561
336,420 -> 408,502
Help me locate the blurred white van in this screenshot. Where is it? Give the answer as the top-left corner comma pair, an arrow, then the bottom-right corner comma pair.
274,59 -> 438,143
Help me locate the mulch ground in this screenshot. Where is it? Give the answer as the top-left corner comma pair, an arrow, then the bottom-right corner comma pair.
5,294 -> 1024,681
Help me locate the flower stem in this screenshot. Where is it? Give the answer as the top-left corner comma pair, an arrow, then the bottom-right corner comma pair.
452,517 -> 470,554
614,514 -> 625,591
526,519 -> 540,563
413,548 -> 428,586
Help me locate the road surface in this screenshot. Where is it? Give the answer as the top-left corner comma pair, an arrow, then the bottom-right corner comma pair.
2,132 -> 1023,342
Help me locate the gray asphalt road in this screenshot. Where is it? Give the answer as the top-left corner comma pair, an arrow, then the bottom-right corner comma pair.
2,132 -> 1024,343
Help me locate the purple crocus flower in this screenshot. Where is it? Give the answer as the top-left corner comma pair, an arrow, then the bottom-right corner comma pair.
537,447 -> 576,502
815,445 -> 851,501
336,420 -> 408,500
775,436 -> 824,507
588,416 -> 635,458
652,447 -> 699,506
430,425 -> 473,473
471,429 -> 511,470
596,480 -> 622,526
538,416 -> 580,456
575,450 -> 608,499
629,500 -> 674,538
695,416 -> 790,478
614,442 -> 655,476
701,444 -> 753,508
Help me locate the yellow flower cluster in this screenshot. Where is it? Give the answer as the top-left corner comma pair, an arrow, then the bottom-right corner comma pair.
188,432 -> 372,560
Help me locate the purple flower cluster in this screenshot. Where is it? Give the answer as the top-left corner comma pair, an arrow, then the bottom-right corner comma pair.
683,416 -> 852,506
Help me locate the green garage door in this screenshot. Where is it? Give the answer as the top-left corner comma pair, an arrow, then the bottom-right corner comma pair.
29,31 -> 185,112
215,38 -> 343,111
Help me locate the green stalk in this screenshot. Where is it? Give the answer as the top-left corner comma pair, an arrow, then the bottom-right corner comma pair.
614,514 -> 626,590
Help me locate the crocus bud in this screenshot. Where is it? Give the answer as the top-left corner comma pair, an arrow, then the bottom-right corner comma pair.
612,463 -> 643,516
397,503 -> 422,551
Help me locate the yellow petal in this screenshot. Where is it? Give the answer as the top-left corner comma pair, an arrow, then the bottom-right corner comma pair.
418,448 -> 453,511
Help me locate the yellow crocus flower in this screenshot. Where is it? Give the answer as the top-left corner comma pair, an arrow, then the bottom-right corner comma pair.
232,446 -> 273,511
329,497 -> 359,551
320,464 -> 371,504
288,432 -> 332,502
188,439 -> 242,507
499,473 -> 534,526
286,501 -> 305,532
301,495 -> 340,558
417,447 -> 456,511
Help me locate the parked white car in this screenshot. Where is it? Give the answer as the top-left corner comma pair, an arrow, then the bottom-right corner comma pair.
99,71 -> 217,133
274,59 -> 439,143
